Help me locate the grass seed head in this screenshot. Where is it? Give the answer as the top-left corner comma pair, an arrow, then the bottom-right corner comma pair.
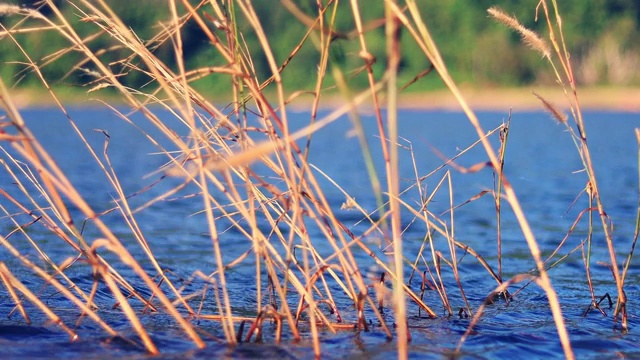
488,6 -> 551,59
0,4 -> 21,15
0,3 -> 46,20
533,92 -> 568,124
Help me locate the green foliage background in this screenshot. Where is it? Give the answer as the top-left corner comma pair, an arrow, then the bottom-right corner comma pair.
1,0 -> 638,99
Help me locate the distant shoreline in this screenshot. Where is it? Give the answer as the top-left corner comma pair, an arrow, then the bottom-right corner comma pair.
395,87 -> 640,112
10,86 -> 640,112
317,87 -> 640,113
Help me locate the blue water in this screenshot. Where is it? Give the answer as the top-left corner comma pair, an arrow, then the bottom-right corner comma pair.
0,106 -> 639,359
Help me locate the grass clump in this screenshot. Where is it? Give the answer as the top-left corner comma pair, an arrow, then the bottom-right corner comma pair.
0,1 -> 635,359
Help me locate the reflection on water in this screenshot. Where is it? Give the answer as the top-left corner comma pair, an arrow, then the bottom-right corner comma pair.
0,107 -> 638,358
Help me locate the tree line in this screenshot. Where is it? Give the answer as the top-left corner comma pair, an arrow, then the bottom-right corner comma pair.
1,0 -> 638,98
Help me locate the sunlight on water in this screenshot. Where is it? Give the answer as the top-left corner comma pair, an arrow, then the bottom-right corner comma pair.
0,108 -> 638,359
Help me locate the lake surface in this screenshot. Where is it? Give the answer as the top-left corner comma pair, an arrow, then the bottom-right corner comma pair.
1,107 -> 639,359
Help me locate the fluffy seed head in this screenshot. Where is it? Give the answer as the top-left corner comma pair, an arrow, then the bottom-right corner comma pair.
488,6 -> 551,59
533,92 -> 568,124
0,4 -> 21,15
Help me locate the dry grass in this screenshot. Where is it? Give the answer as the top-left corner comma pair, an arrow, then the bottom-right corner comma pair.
0,1 -> 635,359
487,6 -> 551,59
